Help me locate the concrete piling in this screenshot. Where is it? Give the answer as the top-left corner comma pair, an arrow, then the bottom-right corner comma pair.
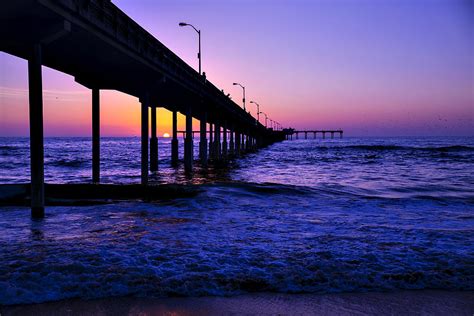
171,110 -> 178,165
92,88 -> 100,183
150,106 -> 158,172
209,123 -> 214,159
28,44 -> 45,218
141,100 -> 149,185
184,108 -> 193,172
222,121 -> 228,159
200,113 -> 208,166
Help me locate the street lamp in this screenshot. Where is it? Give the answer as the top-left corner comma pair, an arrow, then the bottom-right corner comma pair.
250,101 -> 260,123
179,22 -> 201,75
233,82 -> 246,111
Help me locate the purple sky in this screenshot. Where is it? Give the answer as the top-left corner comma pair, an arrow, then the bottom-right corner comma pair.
1,0 -> 473,136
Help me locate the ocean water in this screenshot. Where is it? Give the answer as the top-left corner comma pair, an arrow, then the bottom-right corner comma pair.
0,136 -> 473,305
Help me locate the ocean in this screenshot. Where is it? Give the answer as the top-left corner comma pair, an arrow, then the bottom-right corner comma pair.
0,136 -> 473,305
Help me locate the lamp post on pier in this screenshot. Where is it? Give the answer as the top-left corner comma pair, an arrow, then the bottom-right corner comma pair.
179,22 -> 202,75
233,82 -> 246,111
250,100 -> 260,124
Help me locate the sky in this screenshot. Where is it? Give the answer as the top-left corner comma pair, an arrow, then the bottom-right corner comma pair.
0,0 -> 473,137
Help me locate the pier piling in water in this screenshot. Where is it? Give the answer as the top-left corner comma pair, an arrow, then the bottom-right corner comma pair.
229,127 -> 235,156
150,106 -> 158,172
28,44 -> 45,219
235,131 -> 241,156
92,88 -> 100,183
184,108 -> 193,172
140,99 -> 149,185
222,121 -> 228,159
214,122 -> 221,160
171,111 -> 178,165
199,114 -> 208,166
209,123 -> 214,159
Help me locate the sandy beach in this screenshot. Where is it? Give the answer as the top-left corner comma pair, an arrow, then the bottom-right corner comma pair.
2,290 -> 473,316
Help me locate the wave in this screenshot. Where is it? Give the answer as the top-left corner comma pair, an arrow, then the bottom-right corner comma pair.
202,181 -> 474,202
342,145 -> 474,152
49,158 -> 88,168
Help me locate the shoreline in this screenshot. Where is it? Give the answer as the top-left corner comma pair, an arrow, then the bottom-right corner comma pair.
2,290 -> 473,316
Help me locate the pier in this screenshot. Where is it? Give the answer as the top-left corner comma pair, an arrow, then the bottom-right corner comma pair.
285,130 -> 344,140
0,0 -> 286,218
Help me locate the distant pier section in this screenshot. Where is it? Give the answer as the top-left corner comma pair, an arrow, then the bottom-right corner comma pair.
284,129 -> 344,140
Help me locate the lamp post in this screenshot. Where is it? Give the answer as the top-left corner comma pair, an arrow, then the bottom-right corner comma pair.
233,82 -> 246,111
179,22 -> 201,75
250,101 -> 260,123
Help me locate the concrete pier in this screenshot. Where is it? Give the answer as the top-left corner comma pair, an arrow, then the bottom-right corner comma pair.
28,44 -> 45,218
92,88 -> 100,183
141,100 -> 149,185
150,106 -> 158,172
286,130 -> 344,140
1,0 -> 291,216
171,111 -> 178,165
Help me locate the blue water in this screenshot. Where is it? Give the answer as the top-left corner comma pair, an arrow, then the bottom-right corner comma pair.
0,137 -> 473,305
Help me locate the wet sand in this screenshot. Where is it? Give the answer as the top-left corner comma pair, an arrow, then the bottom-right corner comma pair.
2,290 -> 473,316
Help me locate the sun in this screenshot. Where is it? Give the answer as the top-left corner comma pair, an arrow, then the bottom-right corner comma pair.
163,133 -> 170,138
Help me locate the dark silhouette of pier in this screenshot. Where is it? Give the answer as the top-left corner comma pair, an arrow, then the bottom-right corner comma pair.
0,0 -> 287,218
285,129 -> 344,140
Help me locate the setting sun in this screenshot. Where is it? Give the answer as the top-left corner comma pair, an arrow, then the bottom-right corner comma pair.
163,133 -> 170,138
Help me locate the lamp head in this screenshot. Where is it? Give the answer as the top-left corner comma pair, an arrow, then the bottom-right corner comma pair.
179,22 -> 188,27
233,82 -> 238,85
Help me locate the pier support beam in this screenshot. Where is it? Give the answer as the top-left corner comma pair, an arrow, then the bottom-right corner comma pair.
199,113 -> 208,166
209,123 -> 214,160
150,106 -> 158,172
171,110 -> 178,165
184,108 -> 193,172
141,99 -> 149,185
229,127 -> 234,156
222,121 -> 228,159
92,88 -> 100,184
235,131 -> 241,156
214,121 -> 221,160
28,44 -> 45,218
